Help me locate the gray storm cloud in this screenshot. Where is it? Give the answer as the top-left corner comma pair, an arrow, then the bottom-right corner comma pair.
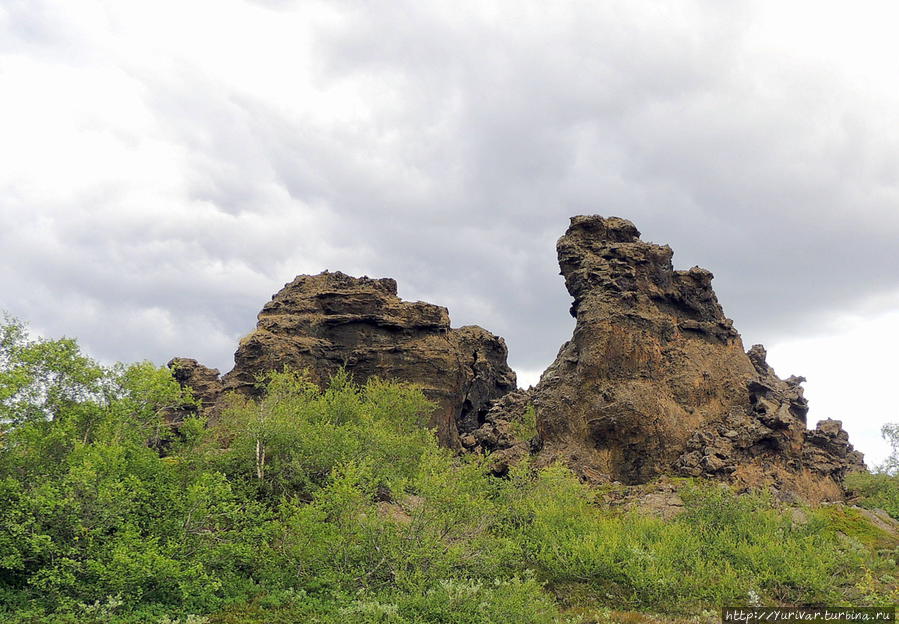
1,1 -> 898,460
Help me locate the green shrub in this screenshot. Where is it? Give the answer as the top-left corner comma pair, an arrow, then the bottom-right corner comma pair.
203,369 -> 436,500
388,576 -> 558,624
493,473 -> 864,610
1,315 -> 892,622
845,471 -> 899,520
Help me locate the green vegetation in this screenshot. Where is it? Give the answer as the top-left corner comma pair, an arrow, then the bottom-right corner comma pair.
0,315 -> 895,623
512,404 -> 538,441
846,422 -> 899,521
879,423 -> 899,475
847,471 -> 899,521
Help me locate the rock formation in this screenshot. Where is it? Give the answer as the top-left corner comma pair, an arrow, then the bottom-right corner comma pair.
467,216 -> 865,500
169,271 -> 516,447
165,357 -> 224,423
168,216 -> 866,500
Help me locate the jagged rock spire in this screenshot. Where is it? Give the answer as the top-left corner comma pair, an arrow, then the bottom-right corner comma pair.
470,216 -> 864,500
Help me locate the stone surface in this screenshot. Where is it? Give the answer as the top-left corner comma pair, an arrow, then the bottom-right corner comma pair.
473,215 -> 865,500
165,357 -> 224,423
170,271 -> 516,446
462,388 -> 538,474
168,216 -> 868,501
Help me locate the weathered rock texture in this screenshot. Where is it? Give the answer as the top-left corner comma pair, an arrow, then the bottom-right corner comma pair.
169,271 -> 516,446
470,216 -> 865,500
168,216 -> 866,501
164,357 -> 224,423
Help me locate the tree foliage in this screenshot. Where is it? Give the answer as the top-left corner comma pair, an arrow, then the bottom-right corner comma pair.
880,422 -> 899,475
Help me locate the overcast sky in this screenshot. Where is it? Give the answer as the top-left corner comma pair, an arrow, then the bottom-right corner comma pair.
1,1 -> 897,465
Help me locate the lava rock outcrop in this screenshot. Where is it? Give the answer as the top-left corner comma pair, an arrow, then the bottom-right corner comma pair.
470,216 -> 864,499
164,357 -> 224,424
168,216 -> 866,500
170,271 -> 516,446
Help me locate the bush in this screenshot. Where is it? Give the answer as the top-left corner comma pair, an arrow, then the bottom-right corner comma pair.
203,369 -> 436,500
1,315 -> 892,622
494,472 -> 865,610
386,576 -> 558,624
846,471 -> 899,520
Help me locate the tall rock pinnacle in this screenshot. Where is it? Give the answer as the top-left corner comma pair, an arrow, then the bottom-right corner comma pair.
469,216 -> 865,500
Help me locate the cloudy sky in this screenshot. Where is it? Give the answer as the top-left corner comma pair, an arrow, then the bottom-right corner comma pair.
1,1 -> 897,465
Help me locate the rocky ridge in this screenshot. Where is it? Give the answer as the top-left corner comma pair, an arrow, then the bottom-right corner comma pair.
169,216 -> 865,500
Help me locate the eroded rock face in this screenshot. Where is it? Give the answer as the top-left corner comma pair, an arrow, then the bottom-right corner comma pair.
168,217 -> 866,501
533,216 -> 761,484
461,388 -> 538,475
170,271 -> 516,446
165,358 -> 224,423
476,216 -> 864,499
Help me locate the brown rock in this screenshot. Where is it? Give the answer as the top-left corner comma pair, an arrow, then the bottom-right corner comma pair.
165,357 -> 224,423
466,389 -> 538,474
803,418 -> 866,479
476,215 -> 865,500
531,215 -> 759,484
167,216 -> 867,502
172,271 -> 515,447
